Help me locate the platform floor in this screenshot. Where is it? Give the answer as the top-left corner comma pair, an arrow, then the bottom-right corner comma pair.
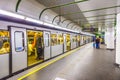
8,43 -> 120,80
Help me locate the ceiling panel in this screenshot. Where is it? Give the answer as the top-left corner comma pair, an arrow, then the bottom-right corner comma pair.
76,0 -> 117,26
36,0 -> 88,25
36,0 -> 118,28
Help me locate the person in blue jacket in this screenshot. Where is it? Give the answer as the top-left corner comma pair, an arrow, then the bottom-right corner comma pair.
95,36 -> 100,49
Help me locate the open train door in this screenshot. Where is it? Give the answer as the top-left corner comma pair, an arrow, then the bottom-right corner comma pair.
10,27 -> 27,73
43,31 -> 51,60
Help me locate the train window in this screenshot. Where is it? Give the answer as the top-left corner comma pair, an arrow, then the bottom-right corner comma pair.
77,35 -> 80,42
58,34 -> 63,45
14,31 -> 24,52
75,36 -> 77,42
66,34 -> 71,51
45,33 -> 49,47
51,34 -> 57,46
66,35 -> 70,42
72,36 -> 77,42
0,31 -> 10,54
72,36 -> 74,42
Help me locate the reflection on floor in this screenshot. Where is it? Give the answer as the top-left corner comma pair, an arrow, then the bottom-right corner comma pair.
55,77 -> 66,80
23,44 -> 120,80
28,54 -> 43,66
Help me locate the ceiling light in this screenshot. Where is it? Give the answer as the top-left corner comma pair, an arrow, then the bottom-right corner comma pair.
0,9 -> 25,19
25,17 -> 43,24
43,22 -> 54,27
0,9 -> 81,33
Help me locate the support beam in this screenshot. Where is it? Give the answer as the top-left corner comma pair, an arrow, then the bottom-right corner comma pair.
75,27 -> 80,30
52,15 -> 60,24
116,13 -> 120,66
76,18 -> 115,22
70,24 -> 75,29
73,26 -> 77,30
66,22 -> 73,28
15,0 -> 22,12
105,24 -> 114,49
82,21 -> 115,24
61,19 -> 69,23
71,24 -> 76,29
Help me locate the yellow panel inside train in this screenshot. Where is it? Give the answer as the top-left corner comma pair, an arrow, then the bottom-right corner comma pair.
0,31 -> 10,54
66,34 -> 71,51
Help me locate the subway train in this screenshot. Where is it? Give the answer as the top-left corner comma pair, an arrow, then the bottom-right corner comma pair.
0,10 -> 93,79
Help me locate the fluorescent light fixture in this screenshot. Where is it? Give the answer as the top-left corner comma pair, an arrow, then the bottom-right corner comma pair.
52,25 -> 78,33
0,9 -> 25,19
0,9 -> 81,33
25,17 -> 43,24
81,31 -> 94,36
55,25 -> 64,29
43,22 -> 54,27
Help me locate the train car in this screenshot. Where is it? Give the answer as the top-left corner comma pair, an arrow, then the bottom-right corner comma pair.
0,13 -> 93,80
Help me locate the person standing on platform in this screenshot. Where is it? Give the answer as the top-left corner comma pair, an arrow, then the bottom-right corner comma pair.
95,36 -> 100,49
93,40 -> 96,48
93,36 -> 96,48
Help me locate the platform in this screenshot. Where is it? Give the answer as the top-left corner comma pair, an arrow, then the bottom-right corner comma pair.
7,43 -> 120,80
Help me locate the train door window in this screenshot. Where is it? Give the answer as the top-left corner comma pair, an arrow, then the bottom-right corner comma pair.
27,30 -> 44,66
0,31 -> 10,54
58,34 -> 63,45
77,35 -> 80,46
77,35 -> 80,42
44,33 -> 49,47
14,31 -> 24,52
72,35 -> 77,42
74,36 -> 77,42
72,36 -> 74,42
51,34 -> 57,46
66,34 -> 71,51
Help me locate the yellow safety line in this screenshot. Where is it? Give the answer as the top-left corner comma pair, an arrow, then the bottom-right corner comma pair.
18,47 -> 81,80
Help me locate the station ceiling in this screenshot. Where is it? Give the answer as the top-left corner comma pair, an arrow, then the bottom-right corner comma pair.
36,0 -> 88,26
36,0 -> 118,28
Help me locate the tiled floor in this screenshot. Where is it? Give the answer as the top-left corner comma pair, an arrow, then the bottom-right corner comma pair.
22,44 -> 120,80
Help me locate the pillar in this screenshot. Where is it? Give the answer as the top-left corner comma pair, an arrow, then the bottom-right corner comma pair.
116,13 -> 120,65
105,23 -> 115,49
